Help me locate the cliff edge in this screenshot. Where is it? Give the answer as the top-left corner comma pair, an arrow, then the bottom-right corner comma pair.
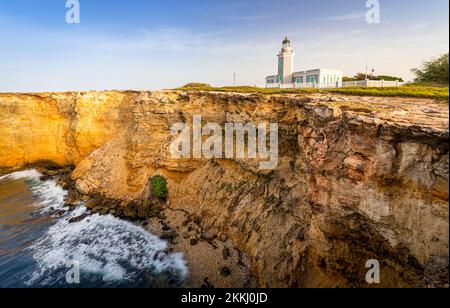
0,90 -> 448,287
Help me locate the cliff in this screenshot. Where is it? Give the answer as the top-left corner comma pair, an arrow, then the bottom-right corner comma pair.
0,90 -> 448,287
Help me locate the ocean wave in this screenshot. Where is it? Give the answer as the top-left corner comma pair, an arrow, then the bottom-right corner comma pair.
1,170 -> 188,287
0,170 -> 67,214
27,210 -> 188,287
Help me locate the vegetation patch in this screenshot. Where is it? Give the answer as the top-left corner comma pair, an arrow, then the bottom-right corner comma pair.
176,84 -> 448,100
150,175 -> 169,201
325,85 -> 449,100
411,53 -> 449,85
180,82 -> 212,88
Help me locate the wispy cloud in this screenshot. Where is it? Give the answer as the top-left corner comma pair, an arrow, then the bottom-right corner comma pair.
409,22 -> 431,33
221,13 -> 276,21
318,8 -> 395,23
317,11 -> 366,23
91,27 -> 271,55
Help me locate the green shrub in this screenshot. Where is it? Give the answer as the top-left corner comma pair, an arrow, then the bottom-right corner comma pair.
412,53 -> 449,85
150,175 -> 168,200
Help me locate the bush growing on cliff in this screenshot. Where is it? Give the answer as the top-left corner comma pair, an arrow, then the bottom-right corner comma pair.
150,175 -> 168,200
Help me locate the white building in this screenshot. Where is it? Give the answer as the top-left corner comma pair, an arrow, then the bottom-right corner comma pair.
266,37 -> 343,88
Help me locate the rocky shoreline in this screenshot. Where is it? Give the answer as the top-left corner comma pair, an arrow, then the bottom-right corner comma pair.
31,164 -> 258,288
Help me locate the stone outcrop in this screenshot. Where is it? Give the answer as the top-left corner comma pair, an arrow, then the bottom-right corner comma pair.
0,90 -> 448,287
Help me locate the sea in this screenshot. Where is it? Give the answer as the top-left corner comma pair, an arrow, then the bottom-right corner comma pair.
0,170 -> 188,288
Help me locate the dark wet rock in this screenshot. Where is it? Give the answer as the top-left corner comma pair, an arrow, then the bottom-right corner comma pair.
52,210 -> 66,218
81,195 -> 91,202
100,208 -> 110,215
200,232 -> 216,241
148,205 -> 161,218
32,161 -> 61,174
39,175 -> 52,181
193,216 -> 202,225
58,167 -> 75,175
222,247 -> 230,260
417,256 -> 449,288
85,197 -> 102,209
182,216 -> 192,226
162,225 -> 171,231
65,194 -> 76,205
161,230 -> 178,242
122,206 -> 138,218
65,194 -> 82,207
68,213 -> 89,224
219,267 -> 231,277
201,277 -> 214,288
168,278 -> 178,286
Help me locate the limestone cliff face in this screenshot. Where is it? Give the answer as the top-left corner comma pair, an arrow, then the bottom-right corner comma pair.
0,91 -> 135,169
0,91 -> 448,287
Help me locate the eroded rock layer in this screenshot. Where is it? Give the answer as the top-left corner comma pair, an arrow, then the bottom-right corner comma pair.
1,91 -> 448,287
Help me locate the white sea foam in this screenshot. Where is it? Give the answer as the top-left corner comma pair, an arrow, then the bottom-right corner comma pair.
0,169 -> 67,214
0,169 -> 42,181
28,210 -> 188,286
1,170 -> 188,286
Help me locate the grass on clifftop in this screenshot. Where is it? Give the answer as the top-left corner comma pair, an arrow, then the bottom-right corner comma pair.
177,84 -> 449,100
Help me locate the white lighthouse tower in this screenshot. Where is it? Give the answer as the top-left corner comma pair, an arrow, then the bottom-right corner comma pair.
277,37 -> 295,84
265,37 -> 343,88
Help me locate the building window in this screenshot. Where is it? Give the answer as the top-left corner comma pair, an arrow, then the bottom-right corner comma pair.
278,59 -> 283,76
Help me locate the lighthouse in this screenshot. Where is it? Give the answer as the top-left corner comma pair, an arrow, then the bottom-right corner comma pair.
265,37 -> 343,88
277,37 -> 295,84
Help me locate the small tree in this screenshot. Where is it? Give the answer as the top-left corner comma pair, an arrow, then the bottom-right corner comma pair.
412,53 -> 449,85
150,175 -> 168,200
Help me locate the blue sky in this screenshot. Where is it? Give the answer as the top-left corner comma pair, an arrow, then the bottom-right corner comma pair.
0,0 -> 448,92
